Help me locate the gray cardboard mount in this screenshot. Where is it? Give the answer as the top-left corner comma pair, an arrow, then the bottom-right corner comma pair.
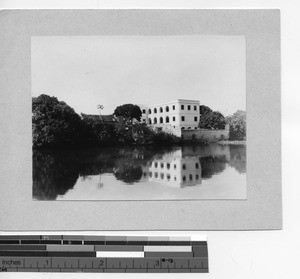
0,9 -> 281,231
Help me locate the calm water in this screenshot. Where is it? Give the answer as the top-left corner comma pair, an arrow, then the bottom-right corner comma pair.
33,144 -> 246,201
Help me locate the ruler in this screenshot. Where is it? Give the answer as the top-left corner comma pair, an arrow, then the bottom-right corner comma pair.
0,235 -> 208,273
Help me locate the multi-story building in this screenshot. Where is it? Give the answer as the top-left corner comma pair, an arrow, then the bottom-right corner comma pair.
139,99 -> 200,136
141,149 -> 202,188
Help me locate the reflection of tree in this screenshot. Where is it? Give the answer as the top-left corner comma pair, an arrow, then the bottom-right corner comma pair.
33,150 -> 80,200
33,145 -> 246,200
229,145 -> 246,174
113,159 -> 143,184
33,147 -> 160,200
200,155 -> 227,179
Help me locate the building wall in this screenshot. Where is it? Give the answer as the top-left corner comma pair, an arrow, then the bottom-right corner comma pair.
140,99 -> 200,130
182,128 -> 229,142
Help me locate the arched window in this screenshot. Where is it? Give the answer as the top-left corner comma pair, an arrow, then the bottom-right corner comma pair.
160,117 -> 163,124
166,116 -> 169,123
154,117 -> 157,124
154,108 -> 157,113
148,118 -> 152,124
166,106 -> 169,112
148,109 -> 151,114
160,107 -> 163,113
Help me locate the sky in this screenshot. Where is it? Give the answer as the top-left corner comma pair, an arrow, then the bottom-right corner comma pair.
31,36 -> 246,116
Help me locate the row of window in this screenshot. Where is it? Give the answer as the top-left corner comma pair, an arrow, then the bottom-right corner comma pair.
152,162 -> 200,170
142,104 -> 199,114
146,116 -> 198,124
143,172 -> 200,181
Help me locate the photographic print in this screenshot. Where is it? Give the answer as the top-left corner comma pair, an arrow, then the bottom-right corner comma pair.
32,35 -> 246,201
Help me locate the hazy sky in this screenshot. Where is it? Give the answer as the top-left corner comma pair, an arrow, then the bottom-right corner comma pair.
32,36 -> 246,116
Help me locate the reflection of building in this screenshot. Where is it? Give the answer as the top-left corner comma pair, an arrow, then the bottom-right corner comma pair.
142,149 -> 202,188
139,99 -> 200,136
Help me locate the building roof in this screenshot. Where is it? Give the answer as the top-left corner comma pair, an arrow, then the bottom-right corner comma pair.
139,99 -> 200,108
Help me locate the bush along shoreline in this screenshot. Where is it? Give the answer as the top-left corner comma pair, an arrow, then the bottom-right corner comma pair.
32,94 -> 246,149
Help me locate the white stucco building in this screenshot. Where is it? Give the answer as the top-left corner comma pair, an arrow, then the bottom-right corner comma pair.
139,99 -> 200,136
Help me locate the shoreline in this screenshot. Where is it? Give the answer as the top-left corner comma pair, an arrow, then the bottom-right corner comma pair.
218,140 -> 246,145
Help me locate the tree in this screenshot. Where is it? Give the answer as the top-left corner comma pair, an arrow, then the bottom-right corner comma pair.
113,104 -> 142,122
226,110 -> 246,140
200,105 -> 213,116
32,94 -> 82,148
199,105 -> 226,129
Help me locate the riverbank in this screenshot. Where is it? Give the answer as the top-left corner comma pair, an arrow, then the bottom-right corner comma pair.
218,140 -> 246,145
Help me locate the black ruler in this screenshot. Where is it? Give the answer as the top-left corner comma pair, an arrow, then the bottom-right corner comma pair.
0,235 -> 208,273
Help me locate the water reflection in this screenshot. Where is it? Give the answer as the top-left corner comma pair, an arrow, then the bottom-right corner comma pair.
145,150 -> 202,187
33,144 -> 246,200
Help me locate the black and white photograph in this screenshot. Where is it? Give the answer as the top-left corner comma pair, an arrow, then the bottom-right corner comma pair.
32,35 -> 246,201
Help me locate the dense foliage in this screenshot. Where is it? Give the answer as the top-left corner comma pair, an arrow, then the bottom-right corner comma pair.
114,104 -> 142,122
33,95 -> 181,148
199,105 -> 226,129
226,110 -> 246,140
32,94 -> 82,148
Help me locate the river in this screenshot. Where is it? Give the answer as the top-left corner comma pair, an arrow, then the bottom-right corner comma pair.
33,144 -> 246,201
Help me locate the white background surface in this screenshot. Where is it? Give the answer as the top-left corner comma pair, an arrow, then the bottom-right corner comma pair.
0,0 -> 299,278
